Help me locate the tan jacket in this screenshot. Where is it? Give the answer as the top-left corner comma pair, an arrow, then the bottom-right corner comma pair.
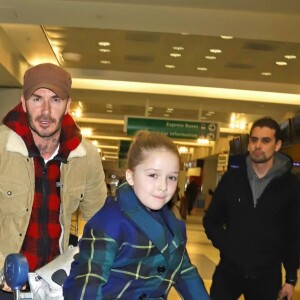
0,125 -> 107,270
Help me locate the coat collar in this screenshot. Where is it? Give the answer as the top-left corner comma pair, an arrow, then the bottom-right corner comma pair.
117,182 -> 183,259
3,103 -> 82,160
5,126 -> 86,159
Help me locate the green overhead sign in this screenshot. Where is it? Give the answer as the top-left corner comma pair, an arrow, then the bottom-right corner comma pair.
125,117 -> 218,141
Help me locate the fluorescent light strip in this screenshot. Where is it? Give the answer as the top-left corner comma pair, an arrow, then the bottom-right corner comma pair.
72,78 -> 300,105
92,135 -> 131,141
79,118 -> 123,125
97,145 -> 119,149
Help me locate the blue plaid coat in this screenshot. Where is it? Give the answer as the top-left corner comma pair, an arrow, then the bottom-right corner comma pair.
63,183 -> 209,300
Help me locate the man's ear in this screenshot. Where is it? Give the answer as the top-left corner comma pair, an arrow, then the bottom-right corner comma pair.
21,96 -> 27,112
275,139 -> 282,152
125,169 -> 134,186
65,97 -> 71,115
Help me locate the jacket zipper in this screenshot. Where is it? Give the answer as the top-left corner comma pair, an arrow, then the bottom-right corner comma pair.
41,161 -> 50,266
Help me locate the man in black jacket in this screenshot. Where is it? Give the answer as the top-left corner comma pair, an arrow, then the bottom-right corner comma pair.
204,117 -> 300,300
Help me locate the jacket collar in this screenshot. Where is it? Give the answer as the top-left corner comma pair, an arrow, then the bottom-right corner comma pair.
5,126 -> 86,159
3,103 -> 83,161
117,182 -> 183,258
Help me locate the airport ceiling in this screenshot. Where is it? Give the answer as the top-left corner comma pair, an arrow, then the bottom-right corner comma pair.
1,0 -> 300,160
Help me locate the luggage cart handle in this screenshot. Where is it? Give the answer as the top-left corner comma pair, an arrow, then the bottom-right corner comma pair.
4,253 -> 32,300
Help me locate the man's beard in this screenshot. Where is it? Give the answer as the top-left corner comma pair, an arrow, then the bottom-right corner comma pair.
27,113 -> 63,138
250,153 -> 274,164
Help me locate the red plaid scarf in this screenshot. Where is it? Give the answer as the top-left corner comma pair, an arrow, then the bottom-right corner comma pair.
3,103 -> 81,271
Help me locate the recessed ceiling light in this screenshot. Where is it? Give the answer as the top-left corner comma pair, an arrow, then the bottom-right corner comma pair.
261,72 -> 272,76
147,106 -> 153,111
166,108 -> 174,112
170,53 -> 181,58
284,55 -> 297,60
205,56 -> 216,60
172,46 -> 184,51
276,61 -> 287,66
178,146 -> 189,154
71,109 -> 82,118
106,104 -> 113,108
81,128 -> 93,137
220,35 -> 234,39
165,64 -> 175,68
100,60 -> 111,64
51,40 -> 66,47
197,67 -> 208,71
164,113 -> 170,117
62,52 -> 82,62
210,49 -> 222,54
99,49 -> 111,53
106,109 -> 113,113
98,41 -> 110,46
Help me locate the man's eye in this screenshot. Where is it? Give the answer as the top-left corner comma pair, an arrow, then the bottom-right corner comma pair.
52,98 -> 62,103
250,137 -> 258,143
261,138 -> 271,144
32,97 -> 41,102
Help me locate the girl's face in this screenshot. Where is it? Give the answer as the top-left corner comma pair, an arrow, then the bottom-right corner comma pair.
126,150 -> 179,210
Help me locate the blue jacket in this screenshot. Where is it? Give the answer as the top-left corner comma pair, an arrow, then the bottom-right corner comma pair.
63,182 -> 209,299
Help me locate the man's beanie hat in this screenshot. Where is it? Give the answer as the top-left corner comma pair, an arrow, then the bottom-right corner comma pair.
23,63 -> 72,100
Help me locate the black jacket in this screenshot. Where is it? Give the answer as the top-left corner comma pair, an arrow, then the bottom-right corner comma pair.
203,153 -> 300,282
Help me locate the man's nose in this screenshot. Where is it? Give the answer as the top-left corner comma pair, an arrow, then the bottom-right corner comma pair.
254,140 -> 262,149
41,100 -> 50,113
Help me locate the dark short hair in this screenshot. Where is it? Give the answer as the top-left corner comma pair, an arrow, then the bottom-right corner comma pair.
250,117 -> 281,142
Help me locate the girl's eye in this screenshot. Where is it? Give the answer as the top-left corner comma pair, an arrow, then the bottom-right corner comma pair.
148,173 -> 158,178
169,176 -> 178,181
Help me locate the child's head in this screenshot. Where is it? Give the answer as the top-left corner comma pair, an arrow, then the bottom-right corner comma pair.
126,130 -> 180,210
126,130 -> 180,171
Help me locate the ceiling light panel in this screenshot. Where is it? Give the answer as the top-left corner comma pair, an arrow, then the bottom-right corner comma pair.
98,41 -> 111,46
205,56 -> 217,60
284,55 -> 296,59
209,49 -> 222,54
220,35 -> 234,40
276,61 -> 287,66
165,64 -> 175,68
100,60 -> 111,64
99,49 -> 111,53
170,53 -> 181,57
172,46 -> 184,51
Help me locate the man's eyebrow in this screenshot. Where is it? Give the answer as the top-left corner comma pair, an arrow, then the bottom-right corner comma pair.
31,93 -> 41,97
250,136 -> 272,140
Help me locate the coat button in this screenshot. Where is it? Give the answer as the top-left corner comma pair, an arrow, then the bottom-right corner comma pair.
157,265 -> 166,273
138,293 -> 147,299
